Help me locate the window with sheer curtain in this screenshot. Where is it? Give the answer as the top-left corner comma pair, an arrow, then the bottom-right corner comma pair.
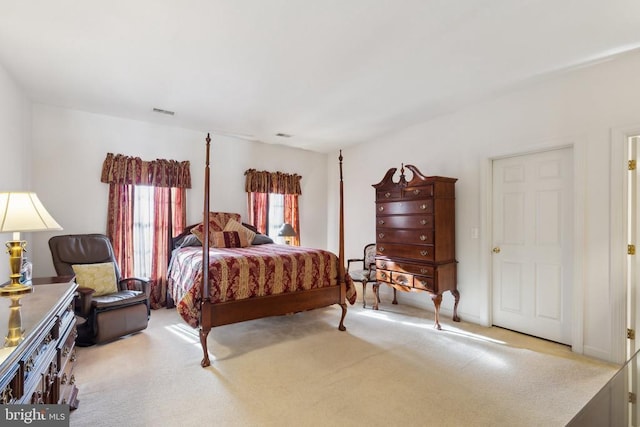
245,169 -> 301,245
101,153 -> 190,308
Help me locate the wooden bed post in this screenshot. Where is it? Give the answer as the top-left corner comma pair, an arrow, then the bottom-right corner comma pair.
200,133 -> 212,367
338,150 -> 347,331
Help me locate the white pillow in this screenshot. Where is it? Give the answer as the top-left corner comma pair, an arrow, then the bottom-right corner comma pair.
72,262 -> 118,296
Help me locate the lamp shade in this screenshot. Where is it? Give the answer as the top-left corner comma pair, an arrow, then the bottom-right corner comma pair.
278,223 -> 297,237
0,192 -> 62,233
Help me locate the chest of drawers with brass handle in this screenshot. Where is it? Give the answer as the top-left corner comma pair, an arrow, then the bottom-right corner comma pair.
0,277 -> 79,409
372,164 -> 460,329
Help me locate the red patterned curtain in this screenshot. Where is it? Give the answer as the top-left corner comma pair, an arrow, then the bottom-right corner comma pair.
101,153 -> 191,188
149,187 -> 186,308
106,184 -> 135,278
248,192 -> 268,234
284,194 -> 300,246
102,153 -> 190,304
244,169 -> 302,195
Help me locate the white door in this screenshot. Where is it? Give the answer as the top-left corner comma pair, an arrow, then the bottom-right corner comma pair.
492,147 -> 573,344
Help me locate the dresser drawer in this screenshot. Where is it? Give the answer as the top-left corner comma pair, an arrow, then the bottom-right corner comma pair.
376,259 -> 434,277
377,229 -> 433,245
0,365 -> 20,404
377,243 -> 435,261
376,189 -> 402,200
376,200 -> 433,215
402,185 -> 434,199
376,269 -> 391,283
376,215 -> 433,229
57,317 -> 77,375
391,272 -> 413,287
414,275 -> 436,293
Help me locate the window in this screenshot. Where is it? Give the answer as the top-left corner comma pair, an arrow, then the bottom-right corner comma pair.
245,168 -> 301,245
266,193 -> 284,239
133,185 -> 154,278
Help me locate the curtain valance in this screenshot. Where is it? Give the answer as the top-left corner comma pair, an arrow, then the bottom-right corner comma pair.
101,153 -> 191,188
244,169 -> 302,195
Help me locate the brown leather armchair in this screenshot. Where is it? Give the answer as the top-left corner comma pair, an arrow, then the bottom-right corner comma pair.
49,234 -> 150,346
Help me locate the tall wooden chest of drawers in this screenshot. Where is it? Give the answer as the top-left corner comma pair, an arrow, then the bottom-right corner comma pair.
373,164 -> 460,329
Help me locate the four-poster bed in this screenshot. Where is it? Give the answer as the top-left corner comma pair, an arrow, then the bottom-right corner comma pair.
168,134 -> 353,367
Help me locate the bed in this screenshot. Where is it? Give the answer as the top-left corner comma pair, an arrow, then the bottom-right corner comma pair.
167,134 -> 354,367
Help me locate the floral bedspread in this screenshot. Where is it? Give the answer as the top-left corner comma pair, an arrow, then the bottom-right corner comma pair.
167,244 -> 357,327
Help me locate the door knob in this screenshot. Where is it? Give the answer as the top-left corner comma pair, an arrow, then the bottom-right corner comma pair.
492,247 -> 501,254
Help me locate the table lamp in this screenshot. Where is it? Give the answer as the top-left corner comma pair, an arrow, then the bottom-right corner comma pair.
278,223 -> 297,245
0,192 -> 62,294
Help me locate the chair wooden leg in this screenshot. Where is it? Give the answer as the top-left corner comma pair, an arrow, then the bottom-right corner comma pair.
362,281 -> 367,308
372,283 -> 380,310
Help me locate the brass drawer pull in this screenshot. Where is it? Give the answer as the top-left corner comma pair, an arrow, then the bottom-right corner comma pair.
413,189 -> 420,195
379,246 -> 385,252
420,268 -> 429,274
378,233 -> 385,239
395,276 -> 408,285
378,206 -> 384,212
419,235 -> 426,241
379,262 -> 387,269
378,219 -> 385,225
379,272 -> 388,280
63,346 -> 70,358
61,373 -> 68,385
420,219 -> 427,225
420,203 -> 427,210
420,250 -> 429,256
385,192 -> 391,198
70,374 -> 76,385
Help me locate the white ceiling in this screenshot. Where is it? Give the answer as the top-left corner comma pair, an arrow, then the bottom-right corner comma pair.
1,1 -> 640,153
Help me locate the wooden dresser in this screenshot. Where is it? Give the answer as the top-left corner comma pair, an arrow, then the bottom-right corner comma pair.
0,276 -> 79,408
373,164 -> 460,329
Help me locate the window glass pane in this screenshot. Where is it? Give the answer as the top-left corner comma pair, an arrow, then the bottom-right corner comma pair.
267,193 -> 284,239
133,185 -> 154,277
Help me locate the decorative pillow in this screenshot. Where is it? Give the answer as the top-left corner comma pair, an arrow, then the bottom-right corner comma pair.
177,234 -> 202,248
252,234 -> 274,245
242,222 -> 259,234
210,231 -> 248,248
207,212 -> 241,232
72,262 -> 118,296
192,225 -> 250,248
172,224 -> 199,249
224,218 -> 257,244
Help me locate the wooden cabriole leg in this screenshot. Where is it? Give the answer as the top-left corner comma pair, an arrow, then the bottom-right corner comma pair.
431,293 -> 443,330
451,289 -> 461,322
338,303 -> 347,331
199,326 -> 212,367
372,283 -> 380,310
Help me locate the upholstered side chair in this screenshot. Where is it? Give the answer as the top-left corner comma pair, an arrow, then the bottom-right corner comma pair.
347,243 -> 380,308
49,234 -> 150,346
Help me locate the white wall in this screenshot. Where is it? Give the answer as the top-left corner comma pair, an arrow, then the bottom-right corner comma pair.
332,50 -> 640,363
0,63 -> 31,281
29,105 -> 329,278
4,47 -> 638,363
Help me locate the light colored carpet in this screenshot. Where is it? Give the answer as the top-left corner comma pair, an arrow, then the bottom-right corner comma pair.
69,302 -> 618,427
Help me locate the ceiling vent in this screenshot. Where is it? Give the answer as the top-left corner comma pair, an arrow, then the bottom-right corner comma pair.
152,107 -> 175,116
